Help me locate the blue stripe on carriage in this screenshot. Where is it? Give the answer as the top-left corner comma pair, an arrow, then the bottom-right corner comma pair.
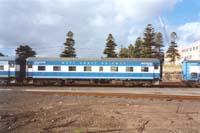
183,74 -> 200,81
0,71 -> 16,77
27,72 -> 160,79
182,61 -> 200,81
28,61 -> 160,66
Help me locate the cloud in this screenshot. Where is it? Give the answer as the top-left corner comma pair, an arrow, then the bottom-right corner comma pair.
89,15 -> 105,27
0,0 -> 181,57
34,13 -> 63,25
114,0 -> 180,22
177,22 -> 200,45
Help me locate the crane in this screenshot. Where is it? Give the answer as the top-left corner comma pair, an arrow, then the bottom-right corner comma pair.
159,16 -> 170,46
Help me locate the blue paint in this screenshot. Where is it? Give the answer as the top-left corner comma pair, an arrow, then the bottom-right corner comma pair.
182,60 -> 200,81
27,60 -> 160,66
27,72 -> 160,80
0,71 -> 16,77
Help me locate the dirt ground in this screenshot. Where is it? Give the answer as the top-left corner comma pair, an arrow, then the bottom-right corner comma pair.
0,87 -> 200,133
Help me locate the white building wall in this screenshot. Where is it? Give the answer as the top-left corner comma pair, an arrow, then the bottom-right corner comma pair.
180,41 -> 200,61
164,41 -> 200,64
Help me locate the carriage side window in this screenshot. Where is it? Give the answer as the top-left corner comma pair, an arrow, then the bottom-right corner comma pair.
191,72 -> 197,78
0,65 -> 4,70
28,64 -> 32,68
9,63 -> 15,68
84,66 -> 92,72
111,66 -> 118,72
53,66 -> 61,71
38,66 -> 46,71
141,67 -> 149,72
99,66 -> 103,72
68,66 -> 76,71
126,67 -> 133,72
154,65 -> 159,70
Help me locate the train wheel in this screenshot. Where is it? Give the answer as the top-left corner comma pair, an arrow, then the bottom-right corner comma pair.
142,81 -> 152,87
123,81 -> 133,87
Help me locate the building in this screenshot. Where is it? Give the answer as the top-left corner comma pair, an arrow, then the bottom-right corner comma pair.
180,41 -> 200,61
164,41 -> 200,64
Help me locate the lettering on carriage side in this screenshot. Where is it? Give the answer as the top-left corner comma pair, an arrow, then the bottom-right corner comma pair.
141,62 -> 153,66
34,61 -> 46,65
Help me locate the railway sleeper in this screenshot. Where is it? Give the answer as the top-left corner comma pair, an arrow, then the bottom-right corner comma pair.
183,81 -> 200,87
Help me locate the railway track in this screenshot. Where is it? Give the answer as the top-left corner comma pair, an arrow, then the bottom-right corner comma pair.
1,86 -> 200,101
31,90 -> 200,101
4,81 -> 187,88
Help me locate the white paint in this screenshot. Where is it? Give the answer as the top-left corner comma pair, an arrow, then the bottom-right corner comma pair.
92,66 -> 99,72
190,66 -> 200,73
28,65 -> 160,74
118,66 -> 124,72
76,66 -> 83,72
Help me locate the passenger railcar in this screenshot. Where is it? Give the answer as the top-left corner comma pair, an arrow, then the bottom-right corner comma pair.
26,57 -> 161,86
0,57 -> 19,84
182,60 -> 200,87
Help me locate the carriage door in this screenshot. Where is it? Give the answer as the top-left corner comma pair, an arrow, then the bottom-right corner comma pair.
8,61 -> 14,78
27,62 -> 33,77
8,61 -> 10,78
198,66 -> 200,81
154,64 -> 159,79
8,61 -> 15,83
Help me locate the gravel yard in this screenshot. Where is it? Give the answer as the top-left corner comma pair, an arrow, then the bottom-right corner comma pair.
0,87 -> 200,133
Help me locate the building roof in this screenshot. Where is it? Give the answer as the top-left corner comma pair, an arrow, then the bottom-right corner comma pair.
183,60 -> 200,63
27,57 -> 160,63
0,56 -> 16,61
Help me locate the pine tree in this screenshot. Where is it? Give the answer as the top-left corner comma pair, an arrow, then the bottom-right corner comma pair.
166,32 -> 180,64
103,33 -> 117,58
60,31 -> 76,57
0,52 -> 4,56
154,32 -> 164,62
128,44 -> 135,58
134,37 -> 144,58
16,45 -> 36,59
143,24 -> 156,58
119,47 -> 129,58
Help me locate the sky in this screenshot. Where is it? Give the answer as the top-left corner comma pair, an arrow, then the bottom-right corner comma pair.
0,0 -> 200,57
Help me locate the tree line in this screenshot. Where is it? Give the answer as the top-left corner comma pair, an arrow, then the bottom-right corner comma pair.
0,24 -> 180,64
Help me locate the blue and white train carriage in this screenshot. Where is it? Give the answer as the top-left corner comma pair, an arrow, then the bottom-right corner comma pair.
26,57 -> 161,86
0,57 -> 19,84
182,60 -> 200,87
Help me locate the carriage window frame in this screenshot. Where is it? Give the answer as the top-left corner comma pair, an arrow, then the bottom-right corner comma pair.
0,65 -> 4,70
99,66 -> 103,72
141,67 -> 149,72
27,64 -> 32,68
84,66 -> 92,72
9,63 -> 15,68
126,67 -> 134,72
154,65 -> 159,70
38,66 -> 46,71
53,66 -> 61,71
111,66 -> 118,72
68,66 -> 76,72
191,72 -> 197,78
